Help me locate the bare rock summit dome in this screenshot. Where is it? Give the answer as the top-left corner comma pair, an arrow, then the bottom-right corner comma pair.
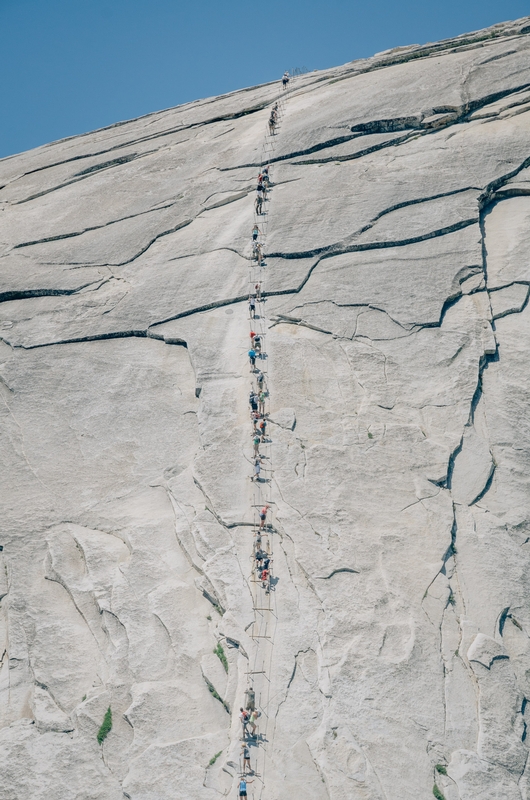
2,15 -> 530,800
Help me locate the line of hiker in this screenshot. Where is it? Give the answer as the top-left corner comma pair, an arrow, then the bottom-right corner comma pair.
235,75 -> 290,793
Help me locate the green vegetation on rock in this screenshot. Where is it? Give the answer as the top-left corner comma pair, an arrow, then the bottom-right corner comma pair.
97,707 -> 112,745
214,642 -> 228,673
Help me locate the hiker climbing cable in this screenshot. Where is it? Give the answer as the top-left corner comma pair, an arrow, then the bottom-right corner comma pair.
258,390 -> 266,415
248,709 -> 260,737
252,241 -> 263,266
255,194 -> 263,215
245,686 -> 256,711
261,567 -> 270,593
239,777 -> 253,797
249,295 -> 256,319
252,223 -> 261,241
282,70 -> 290,88
259,418 -> 267,441
248,348 -> 257,369
241,744 -> 252,774
239,708 -> 250,737
259,505 -> 270,530
253,433 -> 261,456
252,457 -> 262,481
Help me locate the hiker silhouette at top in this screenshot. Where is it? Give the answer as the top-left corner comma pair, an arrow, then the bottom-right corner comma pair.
282,71 -> 290,88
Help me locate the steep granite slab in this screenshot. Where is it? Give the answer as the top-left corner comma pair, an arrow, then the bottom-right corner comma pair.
1,16 -> 530,800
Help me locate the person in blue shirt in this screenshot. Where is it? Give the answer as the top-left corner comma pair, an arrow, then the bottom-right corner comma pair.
239,777 -> 253,797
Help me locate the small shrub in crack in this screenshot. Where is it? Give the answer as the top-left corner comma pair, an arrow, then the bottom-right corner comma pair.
448,590 -> 456,606
208,751 -> 222,767
433,785 -> 446,800
97,707 -> 112,745
207,682 -> 230,714
367,431 -> 374,439
435,764 -> 447,775
214,643 -> 229,673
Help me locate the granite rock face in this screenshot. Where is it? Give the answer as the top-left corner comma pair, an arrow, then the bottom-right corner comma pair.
2,16 -> 530,800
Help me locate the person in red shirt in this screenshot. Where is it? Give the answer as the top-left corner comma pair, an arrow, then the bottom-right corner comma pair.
259,505 -> 270,529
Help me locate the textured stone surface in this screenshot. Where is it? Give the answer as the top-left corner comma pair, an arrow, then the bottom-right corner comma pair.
2,15 -> 530,800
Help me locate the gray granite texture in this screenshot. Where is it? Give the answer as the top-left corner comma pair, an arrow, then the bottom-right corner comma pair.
2,15 -> 530,800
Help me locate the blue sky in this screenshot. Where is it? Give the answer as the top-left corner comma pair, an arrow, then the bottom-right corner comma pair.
1,0 -> 528,158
